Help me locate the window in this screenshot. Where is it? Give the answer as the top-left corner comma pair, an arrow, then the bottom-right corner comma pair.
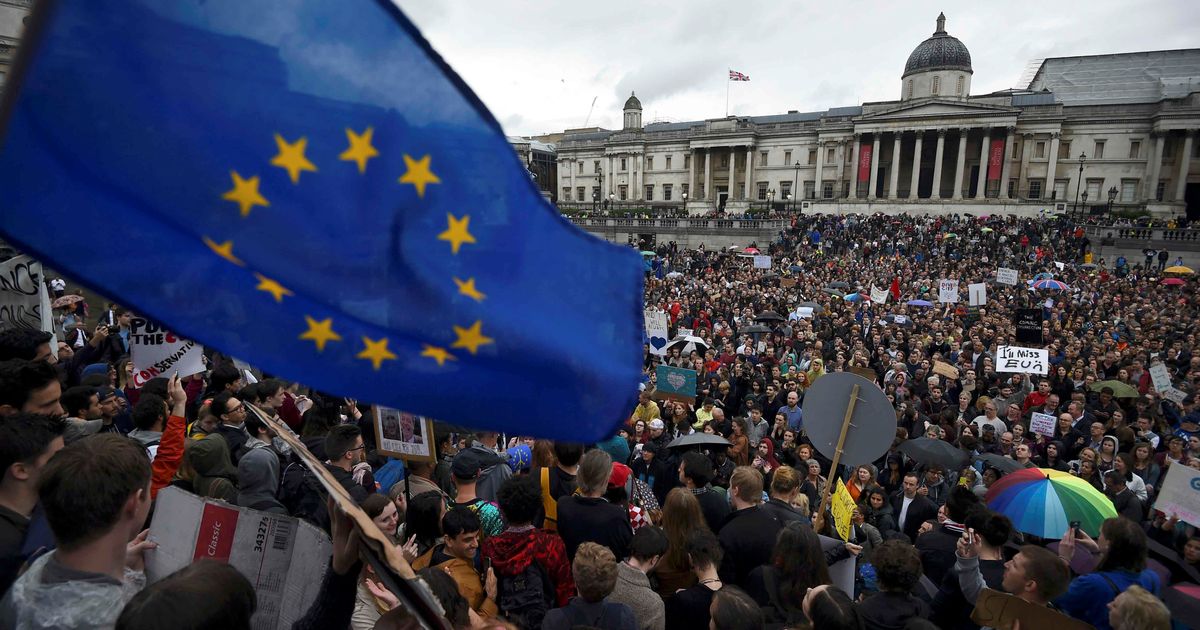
620,158 -> 627,170
1156,181 -> 1166,202
663,184 -> 673,200
1035,142 -> 1046,159
1129,141 -> 1141,159
645,185 -> 653,201
618,185 -> 627,200
720,155 -> 729,167
780,182 -> 792,199
681,184 -> 689,198
822,182 -> 834,199
646,156 -> 653,170
956,75 -> 964,95
827,147 -> 836,163
665,156 -> 672,170
759,151 -> 768,166
1007,180 -> 1016,198
562,187 -> 571,201
578,161 -> 584,173
1053,179 -> 1068,200
1093,140 -> 1105,160
784,150 -> 792,164
803,181 -> 815,199
1059,141 -> 1071,159
577,186 -> 585,200
1121,178 -> 1137,202
932,76 -> 940,95
907,79 -> 913,99
808,149 -> 817,164
757,182 -> 768,200
1028,179 -> 1043,199
1086,179 -> 1102,200
593,160 -> 601,174
684,155 -> 691,169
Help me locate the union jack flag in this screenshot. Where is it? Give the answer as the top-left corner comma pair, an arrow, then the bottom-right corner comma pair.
729,70 -> 750,81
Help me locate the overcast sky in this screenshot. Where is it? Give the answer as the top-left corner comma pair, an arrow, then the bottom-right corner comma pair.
394,0 -> 1199,137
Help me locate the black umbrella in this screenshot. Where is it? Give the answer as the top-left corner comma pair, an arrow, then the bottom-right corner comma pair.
898,438 -> 969,472
796,301 -> 824,314
755,310 -> 785,322
667,433 -> 732,449
974,452 -> 1025,474
827,281 -> 850,290
821,287 -> 844,296
882,314 -> 913,327
740,324 -> 773,335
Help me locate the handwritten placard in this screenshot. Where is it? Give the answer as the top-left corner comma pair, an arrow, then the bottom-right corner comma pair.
644,309 -> 669,356
996,267 -> 1018,286
933,361 -> 960,380
1030,412 -> 1057,437
996,346 -> 1048,375
938,279 -> 959,303
968,282 -> 987,306
1149,362 -> 1173,393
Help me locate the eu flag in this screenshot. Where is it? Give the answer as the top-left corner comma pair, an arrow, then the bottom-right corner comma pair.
0,0 -> 644,442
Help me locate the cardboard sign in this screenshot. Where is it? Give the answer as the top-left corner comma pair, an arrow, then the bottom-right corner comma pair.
830,478 -> 857,541
819,535 -> 856,599
938,279 -> 959,303
1155,464 -> 1200,527
996,267 -> 1018,286
870,286 -> 889,304
1030,412 -> 1057,437
1150,362 -> 1173,393
968,282 -> 987,306
996,346 -> 1048,375
781,278 -> 797,288
654,365 -> 697,403
148,487 -> 333,630
753,255 -> 772,269
644,309 -> 669,356
1014,308 -> 1043,345
129,317 -> 205,387
0,255 -> 56,356
933,361 -> 960,380
373,406 -> 436,462
1054,261 -> 1065,271
971,588 -> 1092,630
1165,387 -> 1188,405
794,307 -> 814,319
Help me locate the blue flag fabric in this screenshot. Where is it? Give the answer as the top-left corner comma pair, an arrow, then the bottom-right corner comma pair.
0,0 -> 644,442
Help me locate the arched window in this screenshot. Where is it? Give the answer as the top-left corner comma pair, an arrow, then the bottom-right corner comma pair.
932,75 -> 940,95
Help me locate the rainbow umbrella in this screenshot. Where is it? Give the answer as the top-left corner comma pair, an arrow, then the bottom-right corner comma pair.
985,468 -> 1116,538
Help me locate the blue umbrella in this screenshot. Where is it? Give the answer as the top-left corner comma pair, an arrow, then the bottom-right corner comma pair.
844,292 -> 865,302
1033,272 -> 1055,281
906,299 -> 933,307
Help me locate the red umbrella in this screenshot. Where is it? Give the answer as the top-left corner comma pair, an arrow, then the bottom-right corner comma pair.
743,247 -> 760,254
1162,278 -> 1186,286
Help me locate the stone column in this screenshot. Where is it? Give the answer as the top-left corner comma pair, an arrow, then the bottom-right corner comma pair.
608,155 -> 615,196
569,157 -> 576,199
909,131 -> 923,199
1000,127 -> 1016,199
633,154 -> 640,200
869,135 -> 881,198
727,148 -> 736,201
703,150 -> 711,201
1145,131 -> 1164,202
745,147 -> 754,200
814,141 -> 825,200
888,132 -> 902,199
953,129 -> 968,200
687,150 -> 696,202
836,140 -> 847,197
1046,133 -> 1061,199
975,128 -> 990,198
932,130 -> 946,199
1017,133 -> 1033,199
850,135 -> 862,198
1176,130 -> 1195,202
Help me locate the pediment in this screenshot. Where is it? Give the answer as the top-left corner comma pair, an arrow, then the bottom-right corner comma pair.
859,100 -> 1017,122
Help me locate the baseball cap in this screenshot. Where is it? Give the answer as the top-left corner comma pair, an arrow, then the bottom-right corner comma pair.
649,419 -> 665,430
451,450 -> 485,479
608,463 -> 632,489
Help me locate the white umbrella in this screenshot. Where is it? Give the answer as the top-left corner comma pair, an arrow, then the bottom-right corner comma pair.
665,335 -> 709,357
665,271 -> 683,279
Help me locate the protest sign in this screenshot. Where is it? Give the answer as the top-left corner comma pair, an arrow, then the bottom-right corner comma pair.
644,309 -> 669,356
753,255 -> 772,269
129,317 -> 205,387
654,365 -> 697,403
1013,308 -> 1043,345
938,279 -> 959,303
1054,261 -> 1065,271
1165,387 -> 1188,405
968,282 -> 987,306
1155,464 -> 1200,527
870,286 -> 889,304
148,487 -> 332,630
677,327 -> 694,338
0,255 -> 56,356
795,306 -> 814,319
995,267 -> 1018,286
830,478 -> 857,541
933,361 -> 960,380
819,535 -> 856,599
996,346 -> 1048,375
780,278 -> 796,288
1150,362 -> 1173,393
972,588 -> 1092,630
1030,412 -> 1057,437
374,407 -> 436,462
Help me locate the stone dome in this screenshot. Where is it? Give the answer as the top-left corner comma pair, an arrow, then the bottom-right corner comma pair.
903,13 -> 972,78
623,91 -> 642,110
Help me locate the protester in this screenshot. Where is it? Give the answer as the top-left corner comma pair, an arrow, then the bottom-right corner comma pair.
678,450 -> 730,531
556,449 -> 633,562
856,540 -> 931,629
448,449 -> 505,539
663,528 -> 725,629
609,526 -> 667,630
717,466 -> 783,586
542,542 -> 637,630
1056,517 -> 1162,630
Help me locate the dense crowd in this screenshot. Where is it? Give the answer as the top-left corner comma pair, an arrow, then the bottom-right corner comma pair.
0,210 -> 1195,629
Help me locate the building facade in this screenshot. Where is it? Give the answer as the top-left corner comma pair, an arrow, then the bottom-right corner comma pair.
0,0 -> 32,95
555,14 -> 1200,219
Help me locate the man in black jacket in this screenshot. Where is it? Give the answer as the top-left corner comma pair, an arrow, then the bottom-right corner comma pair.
678,451 -> 729,532
717,466 -> 782,587
556,450 -> 632,562
891,471 -> 938,542
1104,470 -> 1144,523
915,486 -> 979,579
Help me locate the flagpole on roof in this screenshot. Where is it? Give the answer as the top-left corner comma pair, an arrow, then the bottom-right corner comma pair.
726,68 -> 730,117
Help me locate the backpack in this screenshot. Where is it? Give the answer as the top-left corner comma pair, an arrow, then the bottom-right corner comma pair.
278,460 -> 329,530
496,558 -> 556,630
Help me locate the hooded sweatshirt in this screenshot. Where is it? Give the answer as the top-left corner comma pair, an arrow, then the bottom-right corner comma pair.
0,550 -> 145,629
480,526 -> 575,609
187,437 -> 238,502
237,438 -> 286,514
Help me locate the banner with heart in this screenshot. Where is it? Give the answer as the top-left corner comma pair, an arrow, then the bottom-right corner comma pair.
644,309 -> 669,356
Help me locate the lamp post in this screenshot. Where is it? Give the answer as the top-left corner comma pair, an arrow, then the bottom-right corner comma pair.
786,193 -> 793,212
681,192 -> 688,216
1081,191 -> 1089,217
793,161 -> 801,212
1107,185 -> 1118,216
1073,152 -> 1087,217
768,188 -> 775,214
608,192 -> 614,213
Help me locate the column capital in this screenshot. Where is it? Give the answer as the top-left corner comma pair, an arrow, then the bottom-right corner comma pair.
1050,132 -> 1062,140
853,132 -> 863,140
1006,125 -> 1018,134
936,128 -> 948,137
1022,132 -> 1035,139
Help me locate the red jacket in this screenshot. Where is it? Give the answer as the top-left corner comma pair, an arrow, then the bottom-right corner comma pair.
481,528 -> 574,608
150,414 -> 186,499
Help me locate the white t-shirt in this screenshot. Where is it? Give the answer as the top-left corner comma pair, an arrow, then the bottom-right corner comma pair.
898,495 -> 915,531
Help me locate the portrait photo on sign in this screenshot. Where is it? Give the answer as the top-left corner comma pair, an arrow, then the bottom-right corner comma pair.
373,406 -> 435,462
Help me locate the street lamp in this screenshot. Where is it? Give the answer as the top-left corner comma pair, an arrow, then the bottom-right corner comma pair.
681,192 -> 688,215
1081,191 -> 1089,216
793,161 -> 801,212
767,188 -> 775,213
786,193 -> 793,212
1107,185 -> 1118,216
608,192 -> 614,212
1073,152 -> 1087,217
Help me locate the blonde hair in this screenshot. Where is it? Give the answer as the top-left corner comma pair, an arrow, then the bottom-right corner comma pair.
573,543 -> 619,603
1111,585 -> 1169,630
770,465 -> 801,497
730,466 -> 764,504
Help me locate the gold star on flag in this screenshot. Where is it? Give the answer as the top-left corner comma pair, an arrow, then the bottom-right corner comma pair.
453,277 -> 486,302
451,320 -> 494,355
357,336 -> 397,370
421,344 -> 456,367
222,171 -> 269,217
299,316 -> 341,352
203,237 -> 244,266
254,273 -> 294,303
398,154 -> 440,197
270,134 -> 318,184
438,213 -> 476,254
339,127 -> 379,174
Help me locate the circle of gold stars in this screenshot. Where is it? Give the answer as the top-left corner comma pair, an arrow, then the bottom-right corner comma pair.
202,128 -> 496,372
